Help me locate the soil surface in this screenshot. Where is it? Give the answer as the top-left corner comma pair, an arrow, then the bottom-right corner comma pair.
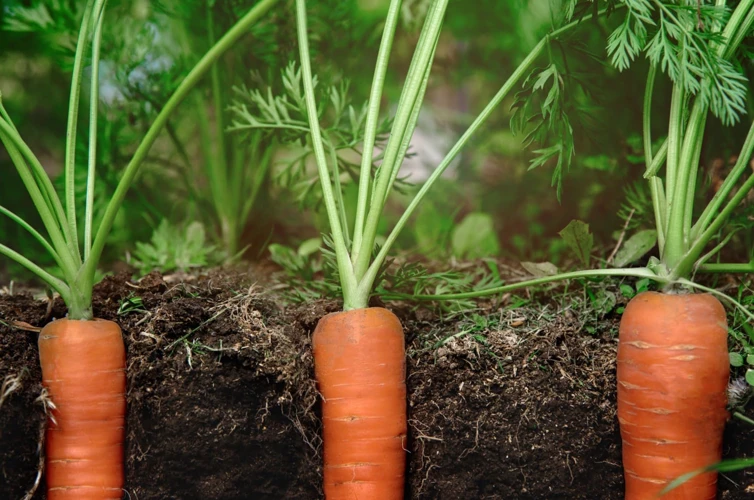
1,266 -> 753,499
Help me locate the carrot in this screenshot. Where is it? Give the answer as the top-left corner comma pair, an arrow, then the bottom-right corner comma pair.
312,307 -> 407,500
38,318 -> 126,500
617,291 -> 729,499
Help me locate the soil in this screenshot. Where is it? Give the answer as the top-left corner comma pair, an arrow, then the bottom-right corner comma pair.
1,266 -> 753,499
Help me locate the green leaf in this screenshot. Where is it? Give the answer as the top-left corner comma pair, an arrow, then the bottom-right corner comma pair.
612,230 -> 657,267
730,352 -> 744,367
558,219 -> 593,266
620,283 -> 635,299
747,369 -> 754,387
451,212 -> 500,259
520,261 -> 558,277
297,237 -> 322,258
747,354 -> 754,366
130,220 -> 221,275
593,289 -> 617,316
662,458 -> 754,495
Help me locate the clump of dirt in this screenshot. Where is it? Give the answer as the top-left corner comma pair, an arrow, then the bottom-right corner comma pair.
1,268 -> 753,499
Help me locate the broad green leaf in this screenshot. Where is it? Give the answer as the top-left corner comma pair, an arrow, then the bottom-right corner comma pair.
451,212 -> 500,259
521,261 -> 558,277
558,220 -> 593,266
730,352 -> 744,367
612,229 -> 657,267
635,278 -> 651,293
297,237 -> 321,257
747,369 -> 754,386
748,354 -> 754,366
619,283 -> 635,299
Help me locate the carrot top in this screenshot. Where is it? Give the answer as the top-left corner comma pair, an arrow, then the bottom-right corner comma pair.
285,0 -> 623,311
0,0 -> 279,319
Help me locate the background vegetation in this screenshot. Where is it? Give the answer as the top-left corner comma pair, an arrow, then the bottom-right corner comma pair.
0,0 -> 751,280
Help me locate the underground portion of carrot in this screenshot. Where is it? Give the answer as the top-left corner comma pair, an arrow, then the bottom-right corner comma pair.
617,291 -> 729,499
38,318 -> 126,500
313,307 -> 407,500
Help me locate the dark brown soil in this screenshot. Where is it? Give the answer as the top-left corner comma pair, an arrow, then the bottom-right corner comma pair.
1,268 -> 753,499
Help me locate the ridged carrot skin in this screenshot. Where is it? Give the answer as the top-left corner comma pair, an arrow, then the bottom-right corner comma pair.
617,292 -> 729,499
38,318 -> 126,500
313,307 -> 407,500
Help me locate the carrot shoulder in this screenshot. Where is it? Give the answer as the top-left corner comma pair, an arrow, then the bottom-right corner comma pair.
313,307 -> 407,500
38,318 -> 126,500
617,291 -> 729,499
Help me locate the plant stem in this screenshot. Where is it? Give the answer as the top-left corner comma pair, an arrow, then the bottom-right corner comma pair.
733,412 -> 754,426
693,228 -> 739,273
0,123 -> 80,283
0,205 -> 62,268
353,7 -> 616,305
0,243 -> 70,300
664,84 -> 685,237
677,171 -> 754,278
86,0 -> 279,287
84,0 -> 108,261
642,64 -> 666,251
351,0 -> 403,258
665,101 -> 708,269
382,25 -> 438,209
64,0 -> 98,258
382,267 -> 660,301
359,37 -> 548,302
719,0 -> 754,60
662,0 -> 754,279
326,137 -> 351,246
240,137 -> 274,238
295,0 -> 357,307
699,262 -> 754,273
354,0 -> 448,283
207,2 -> 230,214
0,99 -> 75,257
692,118 -> 754,240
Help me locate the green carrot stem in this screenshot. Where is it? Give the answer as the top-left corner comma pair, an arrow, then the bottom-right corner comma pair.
295,0 -> 357,307
86,0 -> 280,288
381,268 -> 660,301
0,243 -> 70,300
354,0 -> 448,284
64,0 -> 98,258
351,0 -> 403,257
84,0 -> 108,260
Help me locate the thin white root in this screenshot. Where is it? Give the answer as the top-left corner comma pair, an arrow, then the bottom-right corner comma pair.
0,372 -> 24,410
22,388 -> 49,500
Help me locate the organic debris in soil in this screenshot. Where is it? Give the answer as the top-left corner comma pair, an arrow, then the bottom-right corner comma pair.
1,268 -> 752,499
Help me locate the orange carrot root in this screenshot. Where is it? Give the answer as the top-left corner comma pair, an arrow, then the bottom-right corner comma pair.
39,318 -> 126,500
617,292 -> 729,499
313,307 -> 407,500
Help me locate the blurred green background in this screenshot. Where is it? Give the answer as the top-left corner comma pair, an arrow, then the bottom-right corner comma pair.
1,0 -> 750,283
